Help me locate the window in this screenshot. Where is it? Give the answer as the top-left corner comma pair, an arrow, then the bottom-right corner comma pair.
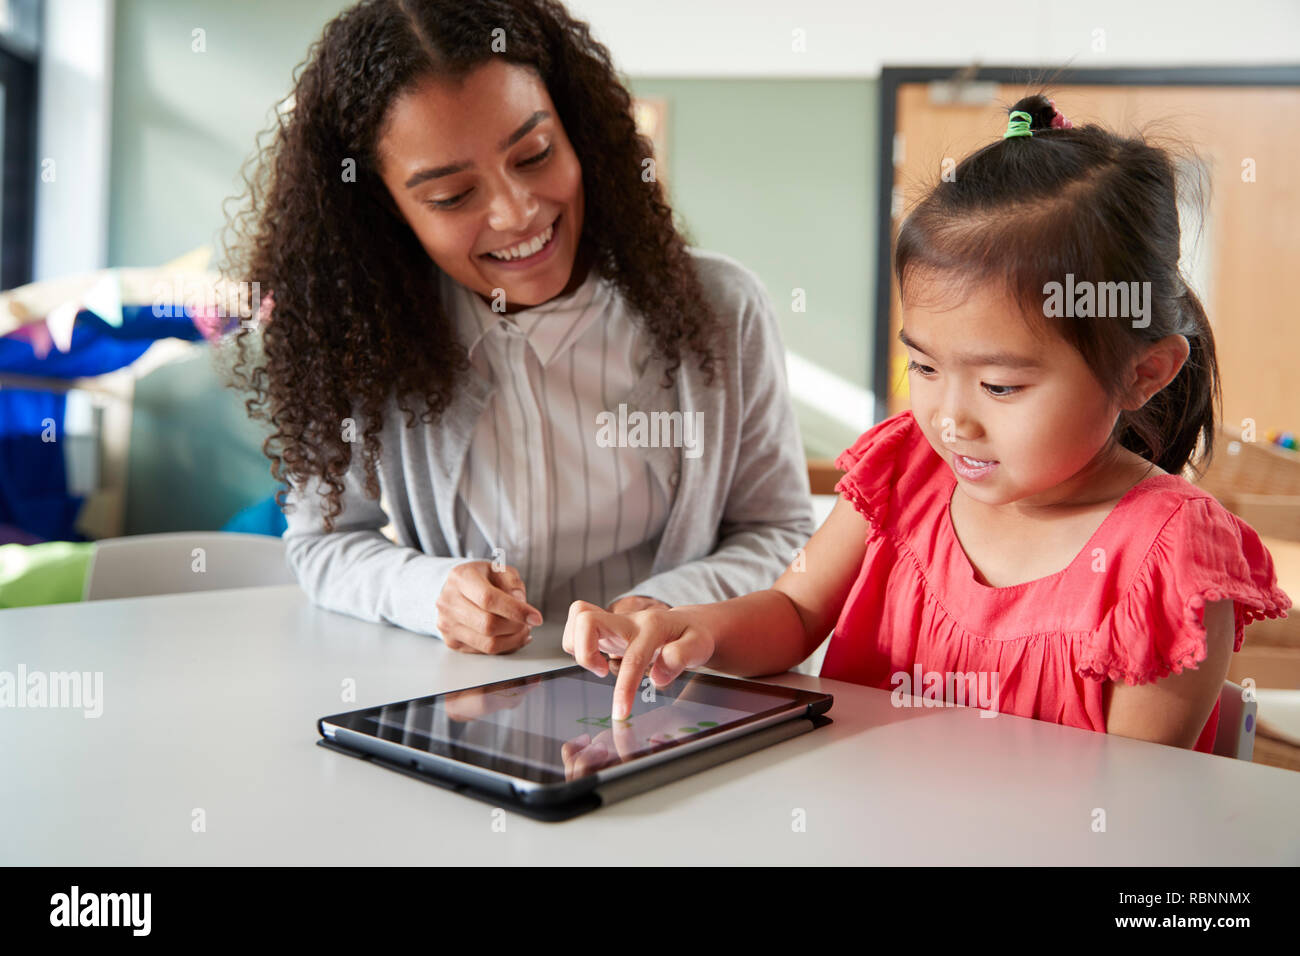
0,0 -> 40,290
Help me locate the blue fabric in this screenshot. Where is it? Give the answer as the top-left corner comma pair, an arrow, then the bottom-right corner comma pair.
0,305 -> 205,378
103,303 -> 214,342
0,389 -> 85,541
0,305 -> 208,541
221,494 -> 288,537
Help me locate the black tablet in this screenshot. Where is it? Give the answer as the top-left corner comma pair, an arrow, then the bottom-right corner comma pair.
318,665 -> 832,815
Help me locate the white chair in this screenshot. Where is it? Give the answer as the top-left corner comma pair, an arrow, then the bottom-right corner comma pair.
1212,680 -> 1257,760
82,532 -> 294,601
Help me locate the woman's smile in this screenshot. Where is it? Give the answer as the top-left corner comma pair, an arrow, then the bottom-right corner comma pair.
479,213 -> 562,270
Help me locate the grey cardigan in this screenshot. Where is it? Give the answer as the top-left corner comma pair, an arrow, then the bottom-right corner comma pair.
281,248 -> 815,637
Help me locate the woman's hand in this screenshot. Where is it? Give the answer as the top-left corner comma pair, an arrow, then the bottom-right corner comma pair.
435,561 -> 543,654
442,682 -> 536,722
562,600 -> 715,720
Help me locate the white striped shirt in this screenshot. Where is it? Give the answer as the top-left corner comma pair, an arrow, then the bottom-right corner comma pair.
439,268 -> 673,621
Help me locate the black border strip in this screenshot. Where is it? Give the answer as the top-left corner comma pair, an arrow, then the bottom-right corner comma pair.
0,41 -> 39,291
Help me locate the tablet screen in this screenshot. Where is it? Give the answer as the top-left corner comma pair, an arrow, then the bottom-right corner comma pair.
324,666 -> 815,785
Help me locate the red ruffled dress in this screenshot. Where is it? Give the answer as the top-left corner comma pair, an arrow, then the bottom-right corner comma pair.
824,411 -> 1292,752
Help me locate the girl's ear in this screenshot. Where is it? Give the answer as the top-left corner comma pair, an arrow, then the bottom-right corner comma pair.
1122,334 -> 1191,410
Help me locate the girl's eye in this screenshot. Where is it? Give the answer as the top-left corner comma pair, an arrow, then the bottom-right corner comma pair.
518,144 -> 553,167
906,360 -> 1022,397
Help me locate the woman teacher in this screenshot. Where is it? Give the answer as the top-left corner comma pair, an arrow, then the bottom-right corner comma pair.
222,0 -> 813,653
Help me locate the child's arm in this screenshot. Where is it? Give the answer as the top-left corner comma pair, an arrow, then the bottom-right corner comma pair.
1103,598 -> 1236,749
563,496 -> 870,720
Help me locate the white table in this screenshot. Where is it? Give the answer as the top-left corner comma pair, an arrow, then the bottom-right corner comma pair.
2,585 -> 1297,865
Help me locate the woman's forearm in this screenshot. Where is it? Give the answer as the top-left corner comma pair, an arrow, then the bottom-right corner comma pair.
670,589 -> 813,677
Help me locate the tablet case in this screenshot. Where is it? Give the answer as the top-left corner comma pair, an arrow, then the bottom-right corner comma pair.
317,713 -> 832,822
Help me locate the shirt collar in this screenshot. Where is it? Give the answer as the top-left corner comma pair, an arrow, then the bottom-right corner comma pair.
442,267 -> 606,367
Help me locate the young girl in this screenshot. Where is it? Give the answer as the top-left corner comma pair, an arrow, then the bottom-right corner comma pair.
563,94 -> 1292,753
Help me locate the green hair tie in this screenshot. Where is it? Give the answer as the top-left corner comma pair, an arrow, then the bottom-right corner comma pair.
1004,110 -> 1033,139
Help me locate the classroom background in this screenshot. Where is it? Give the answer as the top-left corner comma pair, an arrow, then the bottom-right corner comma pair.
1,0 -> 1298,767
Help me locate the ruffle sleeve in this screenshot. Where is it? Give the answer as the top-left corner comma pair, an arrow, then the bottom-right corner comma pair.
1078,495 -> 1292,685
833,411 -> 919,534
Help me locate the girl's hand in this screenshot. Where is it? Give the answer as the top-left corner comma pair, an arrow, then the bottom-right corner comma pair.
1105,598 -> 1237,748
558,704 -> 709,780
435,561 -> 543,654
562,600 -> 715,720
603,596 -> 670,675
607,594 -> 669,614
560,731 -> 620,780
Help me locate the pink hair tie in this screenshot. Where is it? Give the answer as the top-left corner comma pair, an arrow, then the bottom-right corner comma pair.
1048,98 -> 1073,129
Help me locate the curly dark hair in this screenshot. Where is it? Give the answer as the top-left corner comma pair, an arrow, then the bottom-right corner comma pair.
218,0 -> 720,533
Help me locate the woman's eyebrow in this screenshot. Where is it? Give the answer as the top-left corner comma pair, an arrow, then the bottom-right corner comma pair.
898,328 -> 1043,369
403,110 -> 552,190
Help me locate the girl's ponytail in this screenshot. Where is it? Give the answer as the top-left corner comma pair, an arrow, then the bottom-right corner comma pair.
1116,283 -> 1221,479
